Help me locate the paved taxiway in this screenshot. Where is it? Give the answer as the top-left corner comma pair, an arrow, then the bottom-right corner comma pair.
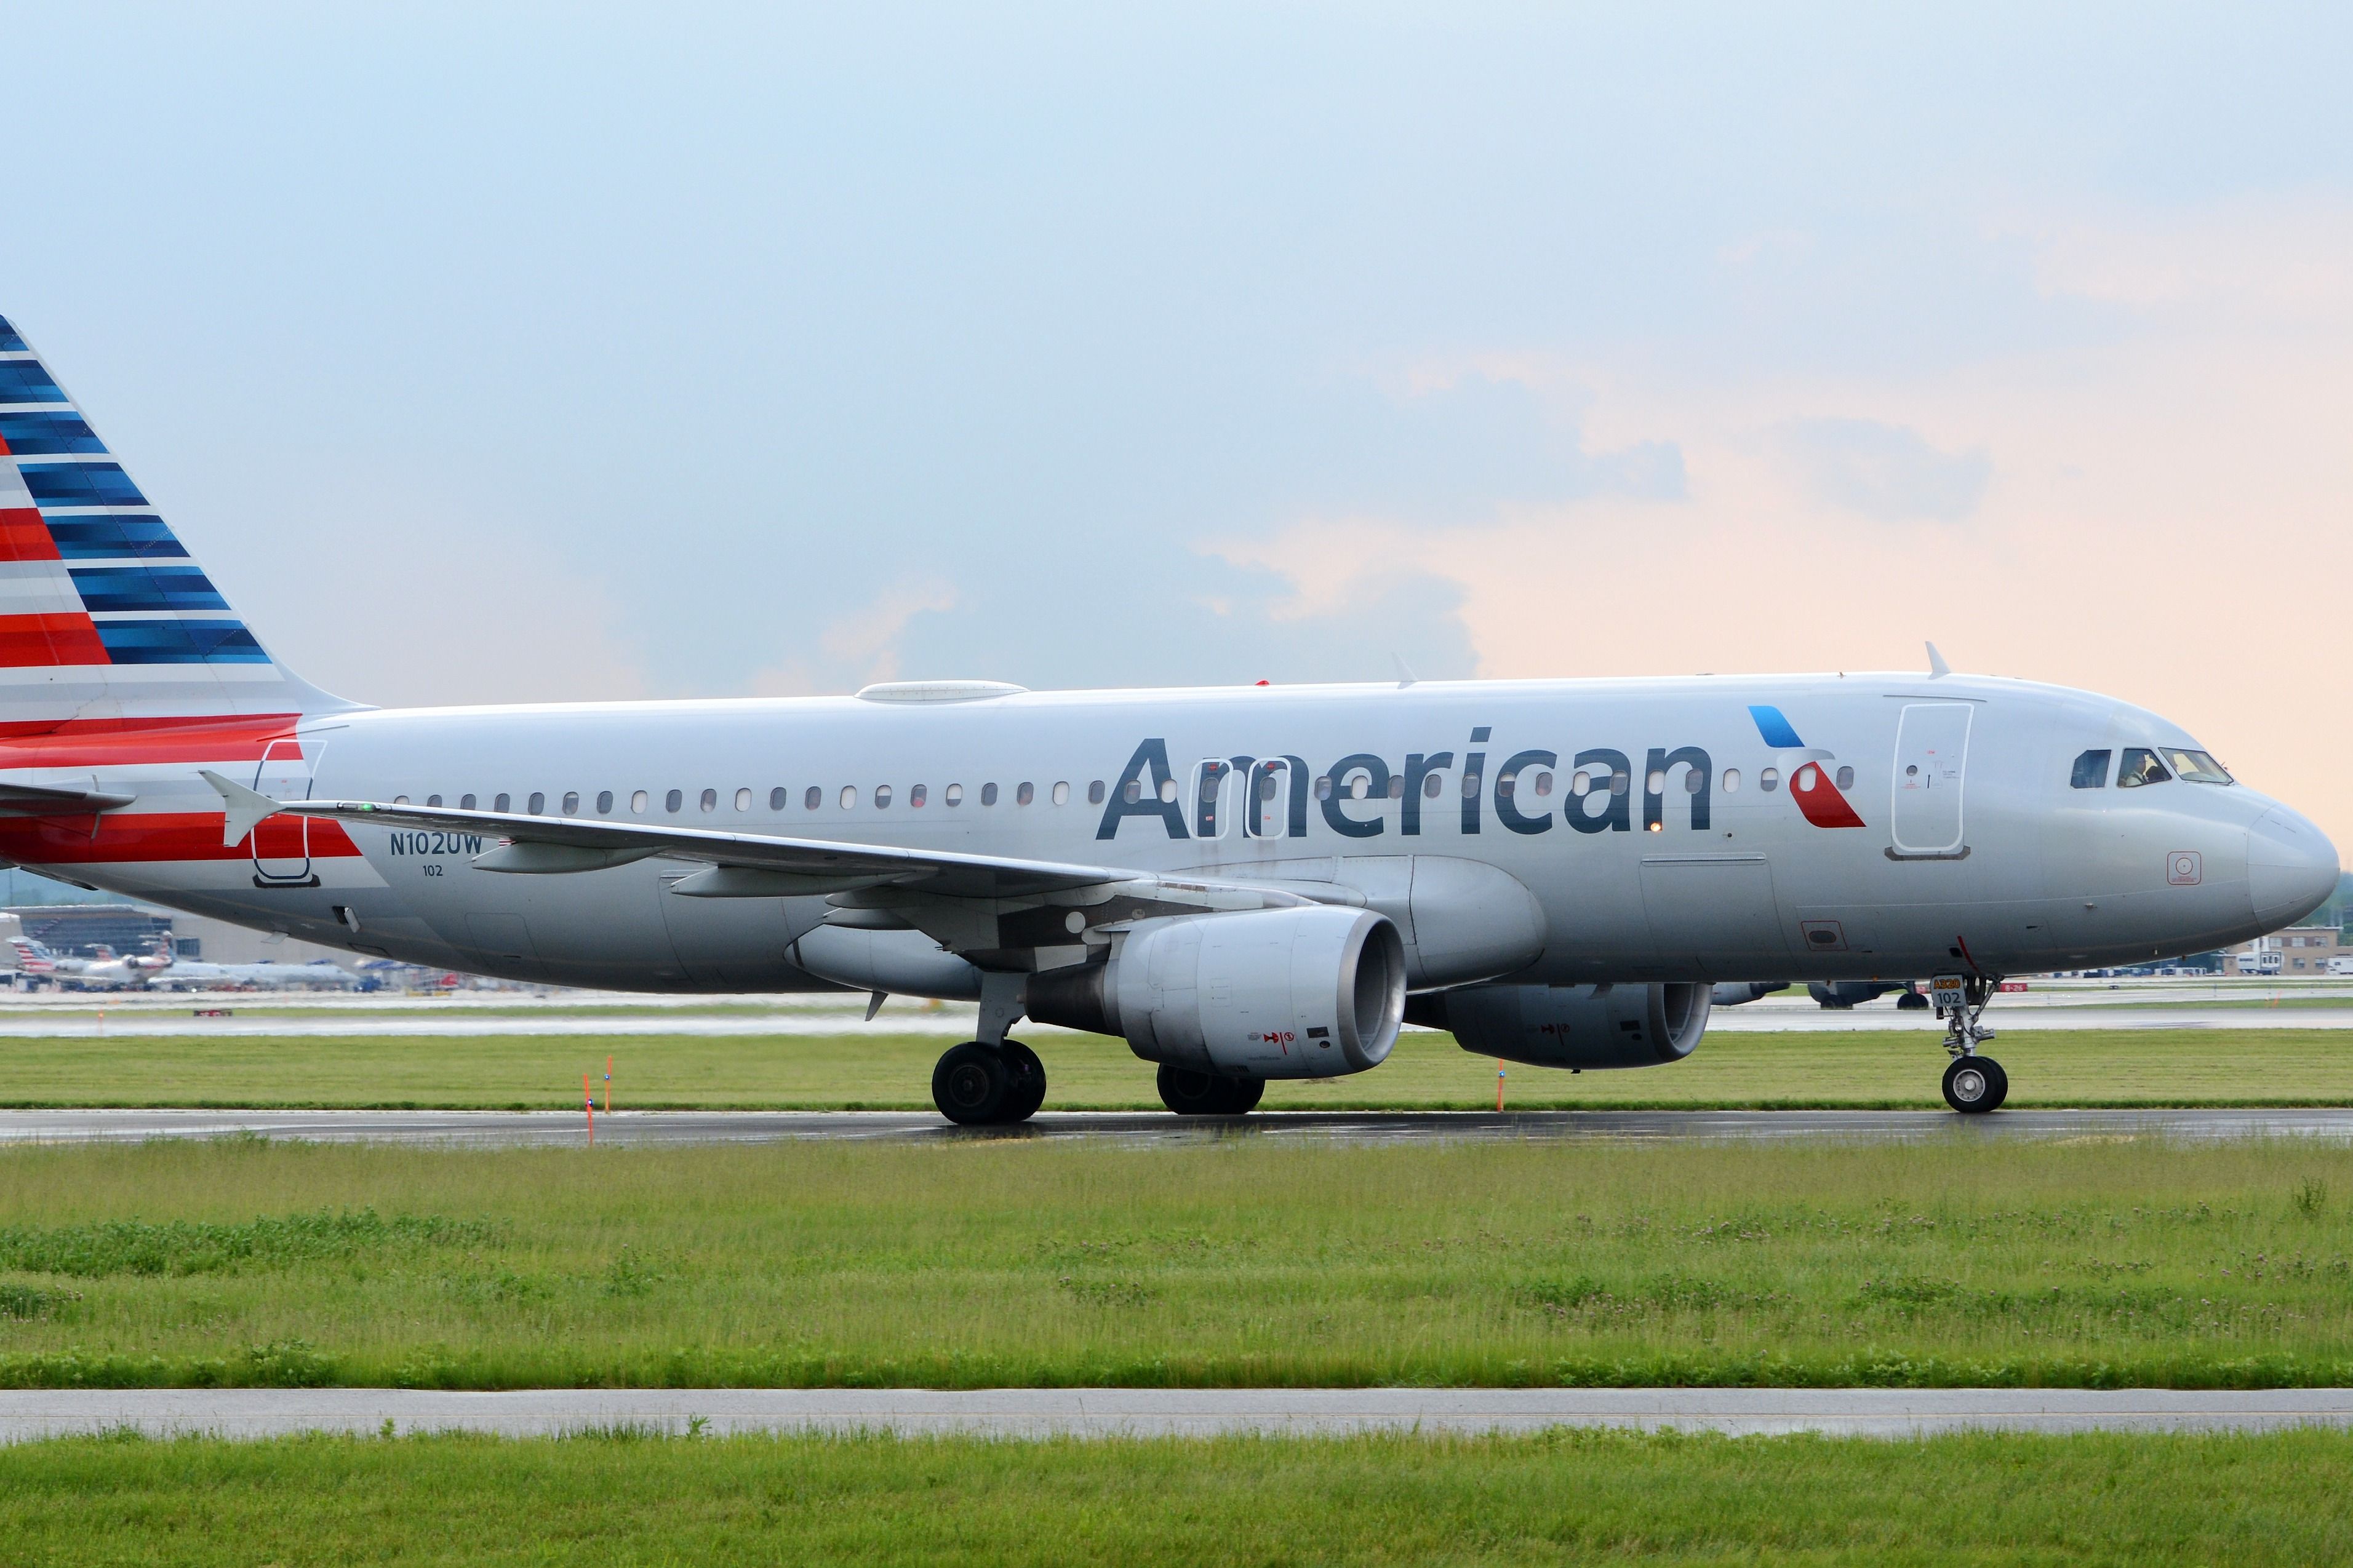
2,1004 -> 2351,1037
7,1107 -> 2353,1147
3,1387 -> 2347,1443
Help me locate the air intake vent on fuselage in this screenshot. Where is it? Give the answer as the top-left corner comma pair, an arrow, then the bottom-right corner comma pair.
853,680 -> 1028,703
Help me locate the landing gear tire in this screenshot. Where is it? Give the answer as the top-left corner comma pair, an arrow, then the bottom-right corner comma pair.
1157,1065 -> 1264,1116
1896,989 -> 1930,1011
1943,1055 -> 2008,1114
999,1040 -> 1047,1123
933,1041 -> 1010,1125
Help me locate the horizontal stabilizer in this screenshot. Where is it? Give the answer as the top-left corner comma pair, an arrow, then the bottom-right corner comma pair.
0,779 -> 136,816
196,768 -> 281,847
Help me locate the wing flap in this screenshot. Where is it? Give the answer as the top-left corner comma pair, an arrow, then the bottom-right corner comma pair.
270,795 -> 1133,898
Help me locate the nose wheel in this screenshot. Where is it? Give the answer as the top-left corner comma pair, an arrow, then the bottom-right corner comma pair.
1942,1054 -> 2008,1113
1930,972 -> 2008,1113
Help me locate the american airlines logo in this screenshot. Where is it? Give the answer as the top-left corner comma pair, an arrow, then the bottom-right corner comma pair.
1097,713 -> 1867,842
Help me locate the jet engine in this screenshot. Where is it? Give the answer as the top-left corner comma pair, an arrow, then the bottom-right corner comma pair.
1027,905 -> 1407,1079
1406,981 -> 1711,1070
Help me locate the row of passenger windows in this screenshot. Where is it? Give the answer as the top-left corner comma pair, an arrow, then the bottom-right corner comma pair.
392,781 -> 1090,814
2069,746 -> 2234,790
388,762 -> 1860,817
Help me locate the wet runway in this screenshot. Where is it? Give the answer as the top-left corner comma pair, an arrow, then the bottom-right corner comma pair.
2,1387 -> 2346,1442
6,1106 -> 2353,1147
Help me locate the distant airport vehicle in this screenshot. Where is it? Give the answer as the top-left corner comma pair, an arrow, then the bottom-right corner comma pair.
0,314 -> 2337,1120
1808,980 -> 1931,1011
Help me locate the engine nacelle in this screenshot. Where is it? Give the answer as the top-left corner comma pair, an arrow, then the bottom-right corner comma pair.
1028,905 -> 1406,1078
1406,981 -> 1711,1070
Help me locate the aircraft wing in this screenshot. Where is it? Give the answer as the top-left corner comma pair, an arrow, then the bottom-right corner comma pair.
207,774 -> 1151,901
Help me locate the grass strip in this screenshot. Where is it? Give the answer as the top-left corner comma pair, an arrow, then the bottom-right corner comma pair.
4,1025 -> 2353,1109
0,1136 -> 2350,1389
2,1428 -> 2350,1565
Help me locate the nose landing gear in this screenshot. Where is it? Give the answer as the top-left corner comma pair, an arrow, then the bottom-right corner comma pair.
1930,973 -> 2007,1113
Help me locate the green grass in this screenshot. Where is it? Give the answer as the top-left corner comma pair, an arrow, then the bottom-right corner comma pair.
2,1136 -> 2352,1388
3,1428 -> 2350,1565
2,1022 -> 2352,1108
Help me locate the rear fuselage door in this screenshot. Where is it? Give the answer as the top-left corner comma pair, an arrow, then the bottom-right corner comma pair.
1890,702 -> 1971,857
251,738 -> 316,883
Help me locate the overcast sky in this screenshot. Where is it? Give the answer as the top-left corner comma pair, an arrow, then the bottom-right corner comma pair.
5,4 -> 2350,840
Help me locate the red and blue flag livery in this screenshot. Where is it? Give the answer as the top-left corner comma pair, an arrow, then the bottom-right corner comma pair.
1748,703 -> 1867,829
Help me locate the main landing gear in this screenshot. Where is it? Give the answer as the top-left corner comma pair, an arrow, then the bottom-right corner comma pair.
1932,974 -> 2008,1114
931,1040 -> 1047,1126
930,972 -> 1047,1127
1156,1065 -> 1265,1117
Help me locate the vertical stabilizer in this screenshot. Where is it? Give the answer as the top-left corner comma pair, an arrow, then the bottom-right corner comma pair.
0,313 -> 351,725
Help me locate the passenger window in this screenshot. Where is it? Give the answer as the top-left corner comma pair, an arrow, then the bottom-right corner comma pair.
427,794 -> 443,807
1835,766 -> 1854,790
1720,770 -> 1740,793
665,789 -> 682,813
1386,774 -> 1404,799
1314,776 -> 1332,800
1087,780 -> 1105,805
734,787 -> 751,811
1533,771 -> 1553,797
839,785 -> 857,810
528,792 -> 546,814
2070,749 -> 2111,789
1461,771 -> 1481,798
393,795 -> 410,805
875,785 -> 893,808
1052,781 -> 1069,805
804,786 -> 820,810
562,791 -> 580,814
2117,748 -> 2171,788
700,789 -> 717,812
631,790 -> 649,814
911,784 -> 927,807
1570,771 -> 1591,797
495,793 -> 512,813
1610,770 -> 1629,796
1647,770 -> 1666,794
1124,778 -> 1142,803
1686,768 -> 1704,794
597,791 -> 614,814
982,782 -> 999,805
1258,772 -> 1278,801
1759,768 -> 1779,793
1017,782 -> 1035,805
945,783 -> 963,806
1159,778 -> 1178,803
770,787 -> 786,811
461,794 -> 477,810
1424,772 -> 1445,799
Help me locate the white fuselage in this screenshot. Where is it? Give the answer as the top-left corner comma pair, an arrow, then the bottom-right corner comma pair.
4,673 -> 2333,992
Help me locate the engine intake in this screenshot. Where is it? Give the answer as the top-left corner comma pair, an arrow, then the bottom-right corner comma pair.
1407,981 -> 1711,1070
1028,905 -> 1406,1078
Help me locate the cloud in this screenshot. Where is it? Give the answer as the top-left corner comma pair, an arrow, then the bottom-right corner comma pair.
748,578 -> 960,696
1777,417 -> 1991,523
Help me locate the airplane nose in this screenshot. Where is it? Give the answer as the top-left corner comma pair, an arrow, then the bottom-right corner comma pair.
2248,805 -> 2341,929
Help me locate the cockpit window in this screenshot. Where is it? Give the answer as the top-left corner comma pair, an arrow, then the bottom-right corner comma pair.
2116,747 -> 2171,788
2163,748 -> 2232,784
2070,749 -> 2111,789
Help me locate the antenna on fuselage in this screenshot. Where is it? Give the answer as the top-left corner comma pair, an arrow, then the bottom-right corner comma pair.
1925,642 -> 1951,679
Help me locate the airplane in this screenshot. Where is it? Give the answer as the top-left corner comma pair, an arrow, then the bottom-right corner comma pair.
0,312 -> 2337,1121
146,951 -> 366,992
2,934 -> 169,989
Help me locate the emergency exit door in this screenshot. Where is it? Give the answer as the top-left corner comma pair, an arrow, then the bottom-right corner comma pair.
1890,703 -> 1970,857
251,738 -> 316,884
